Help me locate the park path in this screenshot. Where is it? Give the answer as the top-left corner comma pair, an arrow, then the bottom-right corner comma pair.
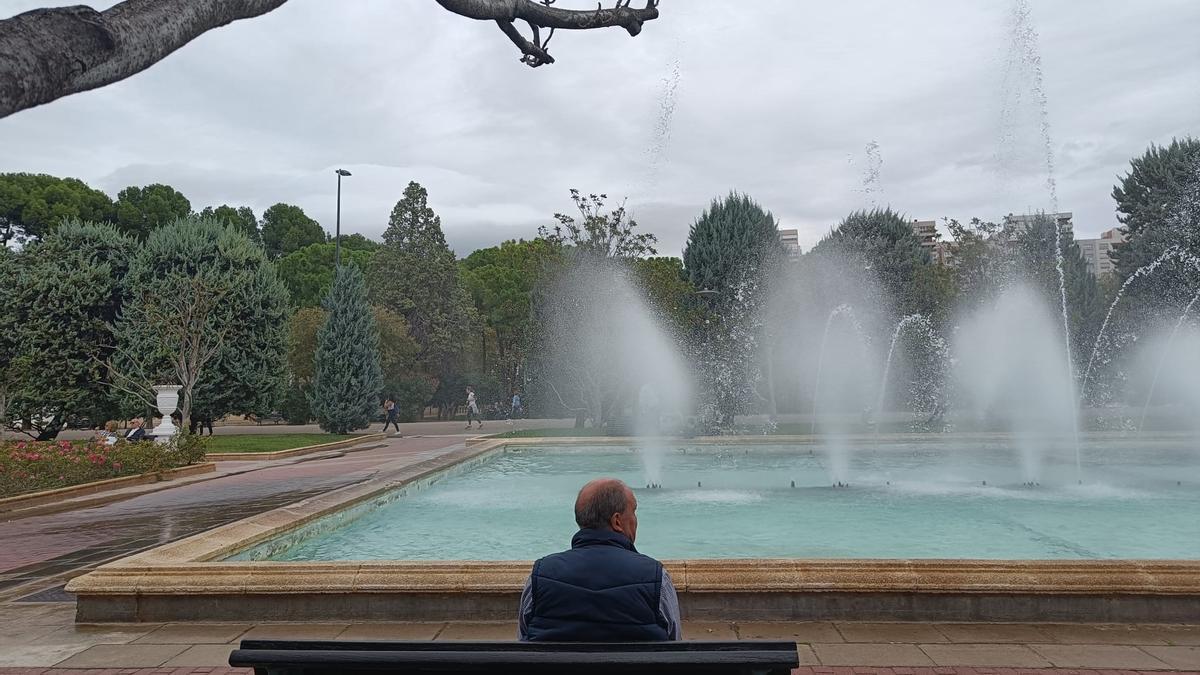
0,435 -> 469,600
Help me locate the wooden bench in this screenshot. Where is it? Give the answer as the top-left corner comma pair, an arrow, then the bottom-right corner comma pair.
229,638 -> 800,674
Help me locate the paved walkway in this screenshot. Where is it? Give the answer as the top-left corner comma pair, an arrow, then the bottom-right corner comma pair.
0,612 -> 1197,670
0,436 -> 467,600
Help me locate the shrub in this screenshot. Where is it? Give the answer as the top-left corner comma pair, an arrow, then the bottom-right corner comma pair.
0,434 -> 208,498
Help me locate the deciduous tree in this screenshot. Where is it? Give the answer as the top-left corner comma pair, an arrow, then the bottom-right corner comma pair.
199,204 -> 259,243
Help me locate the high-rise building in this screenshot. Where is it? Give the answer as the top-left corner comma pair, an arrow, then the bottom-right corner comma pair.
778,228 -> 800,260
1076,227 -> 1126,278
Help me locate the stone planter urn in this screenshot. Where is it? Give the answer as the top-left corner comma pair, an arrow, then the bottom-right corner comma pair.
151,384 -> 181,444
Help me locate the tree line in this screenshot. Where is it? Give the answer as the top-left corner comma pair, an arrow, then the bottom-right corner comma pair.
1,136 -> 1195,438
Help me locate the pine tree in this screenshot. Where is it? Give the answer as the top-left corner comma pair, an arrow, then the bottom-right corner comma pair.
311,266 -> 383,434
369,181 -> 471,377
809,207 -> 931,315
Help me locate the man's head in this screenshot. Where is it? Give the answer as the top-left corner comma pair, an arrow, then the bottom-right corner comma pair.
130,417 -> 143,428
574,478 -> 638,543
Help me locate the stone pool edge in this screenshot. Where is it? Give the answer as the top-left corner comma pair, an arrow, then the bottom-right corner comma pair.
65,436 -> 1200,624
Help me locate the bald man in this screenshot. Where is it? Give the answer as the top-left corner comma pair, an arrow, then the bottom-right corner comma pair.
518,478 -> 681,641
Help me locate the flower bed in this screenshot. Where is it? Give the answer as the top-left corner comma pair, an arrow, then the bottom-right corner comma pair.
0,434 -> 208,498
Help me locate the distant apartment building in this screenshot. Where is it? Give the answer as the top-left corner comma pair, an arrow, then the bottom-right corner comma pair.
1002,211 -> 1074,237
1076,227 -> 1126,278
908,218 -> 956,266
778,228 -> 801,260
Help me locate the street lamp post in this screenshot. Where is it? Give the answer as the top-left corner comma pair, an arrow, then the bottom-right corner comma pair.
334,169 -> 352,267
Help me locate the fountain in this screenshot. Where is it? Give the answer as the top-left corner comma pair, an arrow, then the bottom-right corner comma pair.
540,256 -> 690,487
874,314 -> 948,431
1139,289 -> 1200,432
954,286 -> 1077,484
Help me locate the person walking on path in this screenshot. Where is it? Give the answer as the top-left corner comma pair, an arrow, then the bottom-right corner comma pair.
465,386 -> 482,430
382,397 -> 401,434
508,389 -> 524,423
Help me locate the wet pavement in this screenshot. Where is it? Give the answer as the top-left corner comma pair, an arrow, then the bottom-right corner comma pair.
0,436 -> 469,601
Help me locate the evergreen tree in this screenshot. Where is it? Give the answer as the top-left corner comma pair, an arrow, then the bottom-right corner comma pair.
0,173 -> 115,245
683,192 -> 783,303
311,265 -> 382,434
199,205 -> 259,243
809,207 -> 931,315
369,181 -> 472,379
114,183 -> 192,240
260,203 -> 325,259
1111,137 -> 1200,308
683,193 -> 786,426
4,221 -> 133,438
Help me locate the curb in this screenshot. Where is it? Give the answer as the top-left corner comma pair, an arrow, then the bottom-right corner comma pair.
0,462 -> 216,515
204,433 -> 387,461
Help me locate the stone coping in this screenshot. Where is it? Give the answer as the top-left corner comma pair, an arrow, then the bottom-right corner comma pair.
204,433 -> 386,461
65,436 -> 1200,623
467,431 -> 1198,447
0,462 -> 216,512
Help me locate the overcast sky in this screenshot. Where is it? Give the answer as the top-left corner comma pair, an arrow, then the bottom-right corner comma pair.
2,0 -> 1198,256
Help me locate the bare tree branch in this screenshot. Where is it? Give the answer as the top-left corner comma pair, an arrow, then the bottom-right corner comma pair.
1,0 -> 661,117
437,0 -> 659,67
0,0 -> 288,118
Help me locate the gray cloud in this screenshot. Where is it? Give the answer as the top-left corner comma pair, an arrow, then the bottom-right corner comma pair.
2,0 -> 1197,257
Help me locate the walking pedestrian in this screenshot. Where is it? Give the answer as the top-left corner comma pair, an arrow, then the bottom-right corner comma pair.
383,397 -> 401,434
509,389 -> 524,422
465,386 -> 482,430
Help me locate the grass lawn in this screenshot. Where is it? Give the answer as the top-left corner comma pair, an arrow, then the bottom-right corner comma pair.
489,427 -> 605,439
204,433 -> 357,454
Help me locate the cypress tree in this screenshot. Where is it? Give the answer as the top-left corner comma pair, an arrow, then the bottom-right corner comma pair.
311,265 -> 382,434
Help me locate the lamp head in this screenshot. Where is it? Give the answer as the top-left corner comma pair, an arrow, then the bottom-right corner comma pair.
335,169 -> 352,177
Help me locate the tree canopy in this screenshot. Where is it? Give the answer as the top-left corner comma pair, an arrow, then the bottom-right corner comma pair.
199,204 -> 259,242
0,172 -> 114,245
114,183 -> 192,240
277,241 -> 374,308
261,202 -> 325,259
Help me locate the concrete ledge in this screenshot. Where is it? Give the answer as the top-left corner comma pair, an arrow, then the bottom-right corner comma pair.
204,433 -> 386,461
66,436 -> 1200,624
0,462 -> 216,513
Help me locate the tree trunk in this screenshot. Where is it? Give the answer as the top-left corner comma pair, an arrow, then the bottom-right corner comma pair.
34,410 -> 63,440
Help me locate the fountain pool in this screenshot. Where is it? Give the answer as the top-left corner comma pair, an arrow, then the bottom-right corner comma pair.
230,436 -> 1200,563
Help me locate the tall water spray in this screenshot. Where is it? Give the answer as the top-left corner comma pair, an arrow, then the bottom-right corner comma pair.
955,287 -> 1078,484
998,0 -> 1081,477
542,257 -> 690,486
875,314 -> 949,429
1081,247 -> 1200,400
809,304 -> 872,484
1139,289 -> 1200,433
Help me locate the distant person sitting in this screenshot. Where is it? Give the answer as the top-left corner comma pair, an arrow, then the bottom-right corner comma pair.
518,478 -> 681,642
124,418 -> 146,441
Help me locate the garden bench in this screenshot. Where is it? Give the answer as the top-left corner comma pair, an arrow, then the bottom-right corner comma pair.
229,638 -> 799,674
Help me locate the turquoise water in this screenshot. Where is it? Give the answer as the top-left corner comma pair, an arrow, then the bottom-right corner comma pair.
234,437 -> 1200,561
